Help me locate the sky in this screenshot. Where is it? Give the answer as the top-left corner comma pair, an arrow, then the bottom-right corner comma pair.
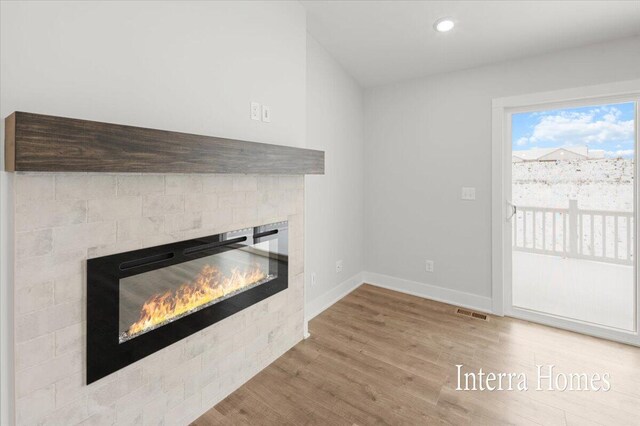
512,101 -> 636,158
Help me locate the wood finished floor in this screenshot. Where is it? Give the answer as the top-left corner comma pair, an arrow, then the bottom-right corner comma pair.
192,284 -> 640,425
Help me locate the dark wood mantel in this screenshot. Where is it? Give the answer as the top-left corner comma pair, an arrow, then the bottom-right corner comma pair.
4,112 -> 324,174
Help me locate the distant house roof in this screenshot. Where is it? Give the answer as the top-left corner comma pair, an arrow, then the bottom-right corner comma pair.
512,146 -> 604,162
589,149 -> 605,159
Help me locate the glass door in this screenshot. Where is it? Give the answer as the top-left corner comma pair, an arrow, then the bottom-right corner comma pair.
510,101 -> 637,331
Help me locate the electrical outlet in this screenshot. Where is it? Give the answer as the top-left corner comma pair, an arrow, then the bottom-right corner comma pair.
335,260 -> 344,273
250,102 -> 261,121
425,260 -> 434,272
261,105 -> 271,122
310,272 -> 317,286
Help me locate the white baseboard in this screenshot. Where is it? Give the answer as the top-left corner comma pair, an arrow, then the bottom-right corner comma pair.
305,271 -> 364,322
363,271 -> 493,314
304,270 -> 493,330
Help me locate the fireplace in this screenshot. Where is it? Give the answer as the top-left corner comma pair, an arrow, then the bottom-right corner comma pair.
87,221 -> 288,383
6,111 -> 321,422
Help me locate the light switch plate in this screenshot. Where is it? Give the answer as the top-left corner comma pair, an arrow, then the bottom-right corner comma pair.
261,105 -> 271,123
425,260 -> 434,272
461,187 -> 476,201
250,102 -> 261,121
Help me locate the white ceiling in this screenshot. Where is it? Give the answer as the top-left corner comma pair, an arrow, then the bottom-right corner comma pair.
302,1 -> 640,87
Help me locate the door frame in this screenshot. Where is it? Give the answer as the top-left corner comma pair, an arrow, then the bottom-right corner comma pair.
492,79 -> 640,346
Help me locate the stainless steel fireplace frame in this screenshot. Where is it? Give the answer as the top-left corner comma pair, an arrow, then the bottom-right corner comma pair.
86,221 -> 288,384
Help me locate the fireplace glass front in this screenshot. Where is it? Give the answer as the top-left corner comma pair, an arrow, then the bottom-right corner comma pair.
87,221 -> 288,383
119,238 -> 278,343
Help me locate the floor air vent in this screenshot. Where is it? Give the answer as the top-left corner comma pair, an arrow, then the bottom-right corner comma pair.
456,308 -> 488,321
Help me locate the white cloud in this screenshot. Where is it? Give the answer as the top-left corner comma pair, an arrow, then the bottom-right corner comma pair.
519,107 -> 634,146
516,137 -> 528,146
605,149 -> 634,159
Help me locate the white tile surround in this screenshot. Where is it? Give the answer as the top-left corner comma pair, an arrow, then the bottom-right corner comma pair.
12,173 -> 305,425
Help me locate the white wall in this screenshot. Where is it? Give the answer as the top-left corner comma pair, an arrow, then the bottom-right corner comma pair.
0,1 -> 306,424
305,36 -> 364,318
364,36 -> 640,304
0,1 -> 305,147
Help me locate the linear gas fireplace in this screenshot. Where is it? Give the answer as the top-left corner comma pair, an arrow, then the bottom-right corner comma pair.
87,221 -> 288,383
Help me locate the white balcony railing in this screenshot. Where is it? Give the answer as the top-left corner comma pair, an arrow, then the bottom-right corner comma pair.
512,200 -> 634,265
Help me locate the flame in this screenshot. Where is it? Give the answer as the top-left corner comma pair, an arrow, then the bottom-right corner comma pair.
125,263 -> 267,338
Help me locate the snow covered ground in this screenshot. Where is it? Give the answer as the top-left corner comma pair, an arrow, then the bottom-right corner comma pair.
513,251 -> 634,331
512,159 -> 634,211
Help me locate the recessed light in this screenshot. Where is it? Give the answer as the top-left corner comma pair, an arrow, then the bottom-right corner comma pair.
434,18 -> 455,33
